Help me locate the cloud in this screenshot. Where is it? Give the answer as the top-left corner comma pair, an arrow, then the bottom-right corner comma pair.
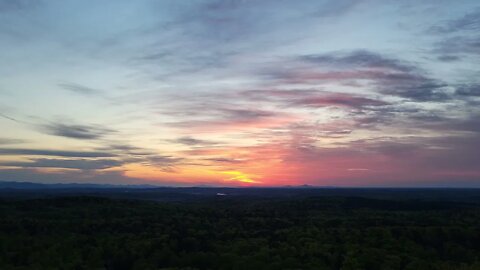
0,158 -> 122,170
138,155 -> 184,172
166,103 -> 297,132
136,0 -> 366,80
0,148 -> 116,157
58,82 -> 103,95
429,9 -> 480,57
302,50 -> 416,73
203,157 -> 244,164
171,136 -> 218,146
0,138 -> 25,145
265,50 -> 450,102
243,89 -> 388,109
295,93 -> 387,108
41,122 -> 115,140
429,9 -> 480,34
0,112 -> 22,123
436,55 -> 461,62
406,113 -> 480,134
242,89 -> 319,100
222,108 -> 277,121
456,84 -> 480,97
435,36 -> 480,56
146,155 -> 183,165
169,114 -> 295,132
375,73 -> 449,101
97,144 -> 153,156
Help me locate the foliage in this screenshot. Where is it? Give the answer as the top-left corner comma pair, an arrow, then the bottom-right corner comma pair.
1,196 -> 480,269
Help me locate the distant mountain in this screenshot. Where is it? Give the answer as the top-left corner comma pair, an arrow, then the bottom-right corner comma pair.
0,181 -> 159,190
280,184 -> 324,189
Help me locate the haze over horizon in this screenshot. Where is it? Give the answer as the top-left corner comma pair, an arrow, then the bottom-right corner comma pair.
1,0 -> 479,187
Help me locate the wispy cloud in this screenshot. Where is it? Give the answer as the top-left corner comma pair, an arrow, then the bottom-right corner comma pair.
456,84 -> 480,97
301,50 -> 416,72
0,138 -> 25,145
58,82 -> 103,96
41,122 -> 115,140
243,89 -> 388,109
171,136 -> 219,146
262,50 -> 450,102
0,148 -> 116,158
0,158 -> 122,170
429,8 -> 480,34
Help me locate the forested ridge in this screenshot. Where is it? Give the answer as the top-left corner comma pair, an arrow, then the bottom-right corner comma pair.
1,196 -> 480,270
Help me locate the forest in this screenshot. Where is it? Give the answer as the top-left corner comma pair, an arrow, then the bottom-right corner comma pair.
1,191 -> 480,270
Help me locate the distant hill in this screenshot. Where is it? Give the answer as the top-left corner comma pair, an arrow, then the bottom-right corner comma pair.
0,181 -> 158,189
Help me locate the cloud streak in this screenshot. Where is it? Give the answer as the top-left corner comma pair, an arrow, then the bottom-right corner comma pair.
264,50 -> 450,102
0,158 -> 122,170
41,122 -> 115,140
58,82 -> 103,96
0,148 -> 117,158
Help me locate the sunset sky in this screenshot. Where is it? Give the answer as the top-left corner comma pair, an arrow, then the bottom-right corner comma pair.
1,0 -> 479,187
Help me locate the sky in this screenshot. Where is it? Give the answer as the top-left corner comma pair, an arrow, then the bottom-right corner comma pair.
0,0 -> 479,187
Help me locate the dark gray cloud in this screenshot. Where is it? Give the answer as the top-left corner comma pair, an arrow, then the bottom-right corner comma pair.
41,122 -> 115,140
435,36 -> 480,56
223,108 -> 277,121
243,89 -> 389,109
0,138 -> 25,145
172,136 -> 218,146
302,50 -> 416,73
0,158 -> 122,170
407,113 -> 480,134
456,84 -> 480,97
147,155 -> 183,165
140,155 -> 184,172
0,112 -> 21,123
441,116 -> 480,133
96,144 -> 183,169
58,82 -> 103,95
430,9 -> 480,34
375,73 -> 449,101
0,148 -> 116,157
267,50 -> 450,102
436,55 -> 461,62
429,9 -> 480,58
292,93 -> 388,108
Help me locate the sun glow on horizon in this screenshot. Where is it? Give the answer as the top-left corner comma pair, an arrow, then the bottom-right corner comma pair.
222,171 -> 260,184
